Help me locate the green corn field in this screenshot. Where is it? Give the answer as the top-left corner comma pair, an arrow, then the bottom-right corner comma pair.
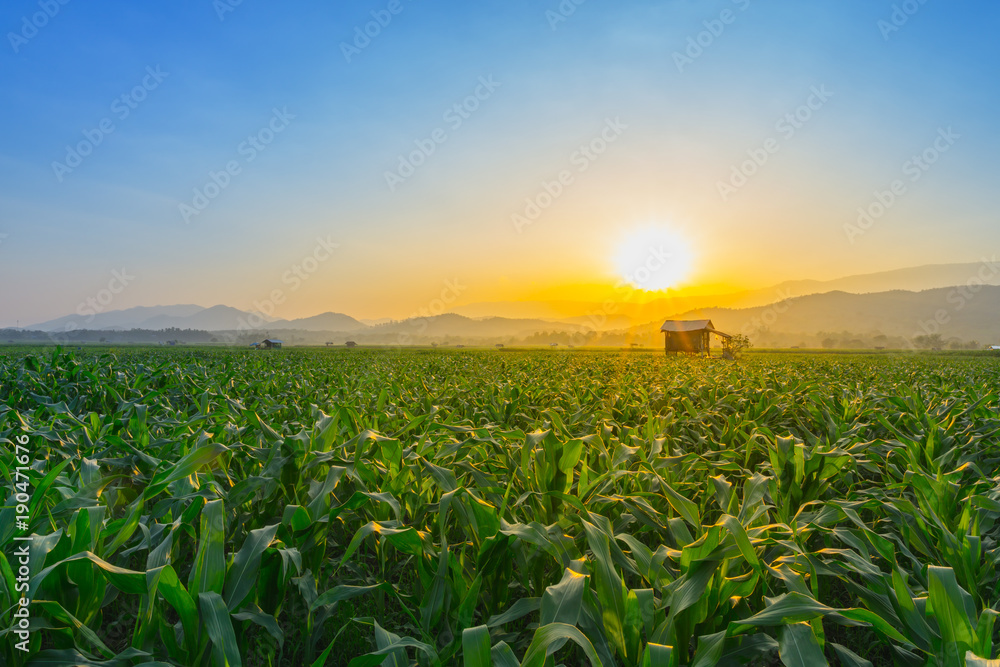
3,346 -> 1000,667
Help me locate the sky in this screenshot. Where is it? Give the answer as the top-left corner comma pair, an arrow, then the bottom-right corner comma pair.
1,0 -> 998,326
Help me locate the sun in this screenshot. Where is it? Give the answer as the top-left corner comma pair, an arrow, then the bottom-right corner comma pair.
613,226 -> 694,291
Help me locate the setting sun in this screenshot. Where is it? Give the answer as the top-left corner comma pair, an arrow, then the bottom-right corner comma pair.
613,226 -> 695,291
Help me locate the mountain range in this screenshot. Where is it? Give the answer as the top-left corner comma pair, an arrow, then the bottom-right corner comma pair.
17,261 -> 1000,347
29,305 -> 367,333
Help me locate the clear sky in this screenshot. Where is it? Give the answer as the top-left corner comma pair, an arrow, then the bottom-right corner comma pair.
1,0 -> 998,326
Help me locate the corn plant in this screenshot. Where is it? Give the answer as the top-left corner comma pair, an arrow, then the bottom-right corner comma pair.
2,346 -> 1000,666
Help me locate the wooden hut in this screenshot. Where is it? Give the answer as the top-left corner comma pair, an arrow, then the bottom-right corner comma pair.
660,319 -> 730,355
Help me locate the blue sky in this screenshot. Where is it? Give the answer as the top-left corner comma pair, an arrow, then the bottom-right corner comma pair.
1,0 -> 998,326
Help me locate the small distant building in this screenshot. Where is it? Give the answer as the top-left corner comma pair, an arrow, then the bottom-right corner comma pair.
660,319 -> 731,355
345,341 -> 357,348
990,345 -> 1000,351
550,343 -> 558,347
495,343 -> 504,349
259,339 -> 283,349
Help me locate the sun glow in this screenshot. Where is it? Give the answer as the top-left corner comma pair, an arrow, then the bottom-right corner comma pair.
613,226 -> 695,291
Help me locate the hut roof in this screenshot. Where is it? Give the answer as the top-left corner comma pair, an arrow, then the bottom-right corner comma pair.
660,319 -> 715,332
660,319 -> 732,339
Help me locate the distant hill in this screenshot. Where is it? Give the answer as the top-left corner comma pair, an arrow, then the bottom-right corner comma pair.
30,304 -> 206,331
27,305 -> 363,333
269,312 -> 366,332
141,305 -> 257,331
772,261 -> 1000,297
368,313 -> 587,338
25,305 -> 576,341
21,275 -> 1000,348
649,286 -> 1000,345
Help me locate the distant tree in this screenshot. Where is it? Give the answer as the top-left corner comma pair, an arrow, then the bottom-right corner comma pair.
723,333 -> 753,360
914,333 -> 944,349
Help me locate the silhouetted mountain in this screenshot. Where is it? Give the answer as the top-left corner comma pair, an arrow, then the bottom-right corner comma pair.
142,305 -> 255,331
772,261 -> 1000,297
647,286 -> 1000,345
29,305 -> 364,333
30,304 -> 208,331
370,313 -> 587,338
22,268 -> 1000,348
270,312 -> 365,332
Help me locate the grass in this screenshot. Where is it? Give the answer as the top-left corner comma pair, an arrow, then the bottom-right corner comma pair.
2,345 -> 1000,666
